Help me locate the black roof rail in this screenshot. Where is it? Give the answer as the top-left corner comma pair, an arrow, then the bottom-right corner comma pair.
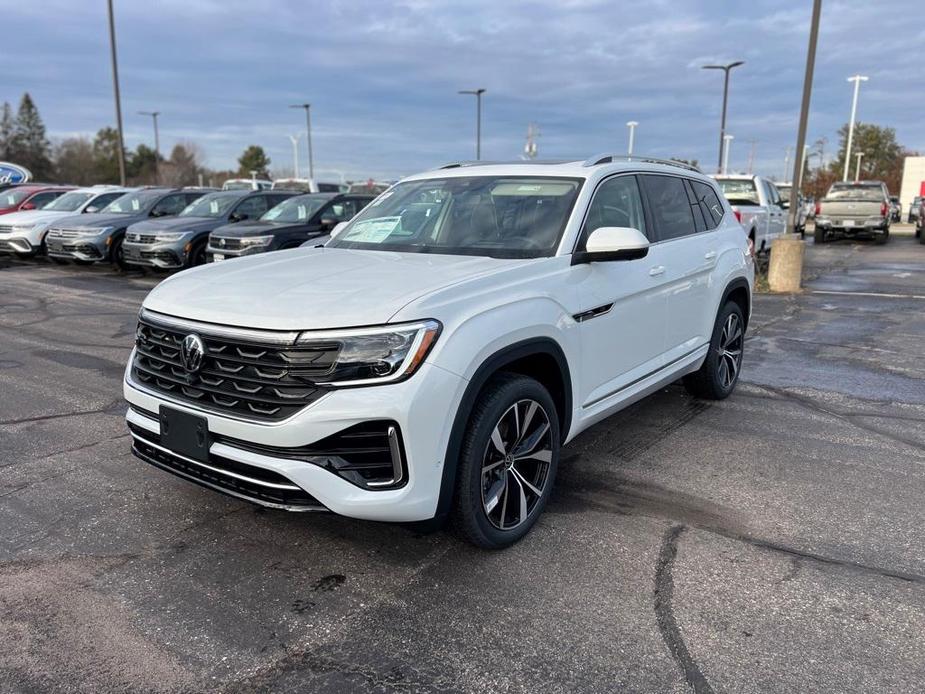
583,154 -> 702,173
437,159 -> 572,169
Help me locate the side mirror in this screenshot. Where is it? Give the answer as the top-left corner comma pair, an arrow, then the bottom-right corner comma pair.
230,212 -> 249,222
85,205 -> 100,214
780,201 -> 789,209
319,217 -> 339,231
21,201 -> 36,211
150,209 -> 167,218
572,227 -> 649,265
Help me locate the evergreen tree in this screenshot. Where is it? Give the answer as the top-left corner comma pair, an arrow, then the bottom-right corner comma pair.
0,102 -> 14,160
13,93 -> 52,179
237,145 -> 271,179
92,127 -> 124,184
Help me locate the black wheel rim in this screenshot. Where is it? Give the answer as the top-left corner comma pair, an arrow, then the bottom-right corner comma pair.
480,399 -> 553,531
717,313 -> 743,389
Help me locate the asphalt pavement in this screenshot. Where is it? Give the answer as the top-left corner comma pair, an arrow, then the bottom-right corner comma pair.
1,228 -> 924,693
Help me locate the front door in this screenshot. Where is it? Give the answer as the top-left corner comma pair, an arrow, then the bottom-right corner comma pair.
573,174 -> 670,409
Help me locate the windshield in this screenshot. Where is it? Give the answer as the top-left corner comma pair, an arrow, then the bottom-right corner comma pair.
262,195 -> 329,223
717,179 -> 759,205
328,176 -> 582,259
826,184 -> 883,201
180,193 -> 239,218
103,190 -> 162,214
1,189 -> 32,207
42,191 -> 94,212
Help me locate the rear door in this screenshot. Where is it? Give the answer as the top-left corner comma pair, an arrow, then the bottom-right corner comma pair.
640,174 -> 717,364
764,180 -> 786,241
573,173 -> 669,408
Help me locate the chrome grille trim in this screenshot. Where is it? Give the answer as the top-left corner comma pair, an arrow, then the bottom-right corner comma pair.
140,308 -> 301,345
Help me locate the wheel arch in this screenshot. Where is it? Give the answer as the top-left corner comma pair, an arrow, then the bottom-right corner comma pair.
720,277 -> 751,329
434,337 -> 572,522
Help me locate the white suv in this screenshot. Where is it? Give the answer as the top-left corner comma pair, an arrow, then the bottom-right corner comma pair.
123,156 -> 753,548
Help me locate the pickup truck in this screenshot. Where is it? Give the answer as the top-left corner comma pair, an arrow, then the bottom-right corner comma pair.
712,174 -> 786,253
814,180 -> 890,244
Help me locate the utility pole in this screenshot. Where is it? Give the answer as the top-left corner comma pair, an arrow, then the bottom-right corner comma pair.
854,152 -> 864,181
746,139 -> 758,175
289,104 -> 314,179
842,74 -> 868,181
702,61 -> 745,173
458,88 -> 486,160
626,121 -> 638,155
106,0 -> 126,185
722,134 -> 734,174
288,134 -> 301,178
138,111 -> 160,183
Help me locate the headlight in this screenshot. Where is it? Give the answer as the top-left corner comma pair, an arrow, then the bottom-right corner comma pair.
79,226 -> 113,236
296,320 -> 441,386
238,235 -> 274,247
154,231 -> 191,241
12,224 -> 35,234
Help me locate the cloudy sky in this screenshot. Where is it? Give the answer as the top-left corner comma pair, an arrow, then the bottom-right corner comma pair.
5,0 -> 922,181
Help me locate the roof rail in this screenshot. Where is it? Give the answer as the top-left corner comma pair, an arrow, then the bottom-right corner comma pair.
437,159 -> 572,169
583,154 -> 702,173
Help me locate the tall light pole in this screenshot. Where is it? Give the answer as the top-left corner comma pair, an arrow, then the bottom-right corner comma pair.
106,0 -> 126,185
626,121 -> 638,155
289,104 -> 314,180
854,151 -> 864,181
746,139 -> 758,175
138,110 -> 160,182
702,61 -> 745,173
288,134 -> 301,178
458,88 -> 486,160
783,146 -> 792,181
722,134 -> 734,174
842,74 -> 868,181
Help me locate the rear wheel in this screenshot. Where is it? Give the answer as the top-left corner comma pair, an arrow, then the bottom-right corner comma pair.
683,301 -> 745,401
813,226 -> 827,244
452,373 -> 560,549
874,226 -> 889,245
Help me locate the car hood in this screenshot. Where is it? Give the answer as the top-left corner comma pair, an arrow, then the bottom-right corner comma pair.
143,247 -> 524,330
211,220 -> 302,237
52,212 -> 142,229
129,216 -> 219,234
0,209 -> 72,226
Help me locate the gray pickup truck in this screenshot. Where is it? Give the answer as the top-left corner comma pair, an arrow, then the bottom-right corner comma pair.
814,180 -> 890,245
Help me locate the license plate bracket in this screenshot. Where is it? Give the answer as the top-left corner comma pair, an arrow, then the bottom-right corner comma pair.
213,253 -> 225,261
159,406 -> 210,462
842,219 -> 854,227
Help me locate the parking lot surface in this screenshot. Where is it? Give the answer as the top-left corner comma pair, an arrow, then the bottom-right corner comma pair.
2,230 -> 925,693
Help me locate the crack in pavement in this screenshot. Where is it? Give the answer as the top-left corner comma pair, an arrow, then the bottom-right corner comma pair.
654,524 -> 715,694
0,398 -> 125,426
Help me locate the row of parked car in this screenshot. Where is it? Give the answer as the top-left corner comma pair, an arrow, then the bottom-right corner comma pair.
0,183 -> 376,270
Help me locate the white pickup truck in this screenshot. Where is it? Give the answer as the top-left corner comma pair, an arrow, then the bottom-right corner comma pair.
712,174 -> 787,253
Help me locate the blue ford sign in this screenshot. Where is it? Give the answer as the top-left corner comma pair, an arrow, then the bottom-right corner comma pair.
0,162 -> 32,185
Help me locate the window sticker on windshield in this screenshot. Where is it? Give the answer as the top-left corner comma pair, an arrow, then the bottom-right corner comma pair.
131,199 -> 141,211
370,191 -> 394,207
210,201 -> 220,214
343,216 -> 401,242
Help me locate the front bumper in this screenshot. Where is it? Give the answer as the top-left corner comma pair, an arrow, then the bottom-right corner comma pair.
123,357 -> 466,522
0,234 -> 37,255
206,242 -> 275,262
123,239 -> 190,269
45,233 -> 109,261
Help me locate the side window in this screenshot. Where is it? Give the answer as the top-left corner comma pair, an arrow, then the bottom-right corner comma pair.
640,175 -> 696,241
765,181 -> 781,207
321,199 -> 363,222
28,192 -> 60,209
690,181 -> 724,229
151,194 -> 187,216
581,175 -> 648,248
87,192 -> 122,211
185,193 -> 205,206
683,180 -> 707,232
233,196 -> 269,219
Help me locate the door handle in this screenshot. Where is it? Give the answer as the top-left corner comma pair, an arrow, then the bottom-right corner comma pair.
649,266 -> 665,277
704,251 -> 717,260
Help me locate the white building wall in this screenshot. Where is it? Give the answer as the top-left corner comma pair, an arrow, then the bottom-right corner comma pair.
899,156 -> 925,218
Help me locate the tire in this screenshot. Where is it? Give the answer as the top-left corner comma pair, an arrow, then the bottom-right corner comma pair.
186,239 -> 207,268
683,301 -> 745,401
874,226 -> 889,245
73,259 -> 94,266
50,257 -> 69,265
919,228 -> 925,244
797,225 -> 805,240
110,234 -> 130,270
813,226 -> 827,244
452,373 -> 560,549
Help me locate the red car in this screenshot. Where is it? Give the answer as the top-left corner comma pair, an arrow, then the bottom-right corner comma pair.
0,185 -> 73,215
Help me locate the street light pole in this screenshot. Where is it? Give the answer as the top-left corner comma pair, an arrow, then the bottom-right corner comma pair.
626,121 -> 638,155
702,61 -> 745,173
106,0 -> 126,185
138,111 -> 160,182
842,74 -> 868,181
854,152 -> 864,181
458,89 -> 486,160
722,134 -> 734,174
289,104 -> 314,180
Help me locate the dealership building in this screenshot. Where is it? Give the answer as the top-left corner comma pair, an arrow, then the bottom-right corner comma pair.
900,156 -> 925,216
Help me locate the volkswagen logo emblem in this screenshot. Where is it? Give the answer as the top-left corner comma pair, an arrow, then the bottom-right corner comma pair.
218,238 -> 226,247
180,333 -> 205,374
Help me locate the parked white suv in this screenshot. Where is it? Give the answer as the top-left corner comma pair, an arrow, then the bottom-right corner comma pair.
123,156 -> 753,548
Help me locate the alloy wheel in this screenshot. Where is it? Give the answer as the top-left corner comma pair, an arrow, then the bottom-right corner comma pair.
717,313 -> 743,389
480,399 -> 553,530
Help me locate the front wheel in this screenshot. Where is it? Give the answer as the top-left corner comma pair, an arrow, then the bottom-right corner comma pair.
452,373 -> 560,549
186,239 -> 208,268
683,301 -> 745,400
110,235 -> 130,270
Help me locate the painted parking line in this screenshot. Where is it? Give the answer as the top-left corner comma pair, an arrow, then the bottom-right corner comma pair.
810,289 -> 925,300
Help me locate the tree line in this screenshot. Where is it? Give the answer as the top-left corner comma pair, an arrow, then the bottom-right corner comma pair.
0,92 -> 274,187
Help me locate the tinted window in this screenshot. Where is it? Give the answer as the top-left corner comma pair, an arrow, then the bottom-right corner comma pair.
321,198 -> 364,223
233,196 -> 269,219
150,193 -> 188,217
691,181 -> 724,228
640,175 -> 696,241
88,192 -> 124,210
582,175 -> 648,246
27,191 -> 63,209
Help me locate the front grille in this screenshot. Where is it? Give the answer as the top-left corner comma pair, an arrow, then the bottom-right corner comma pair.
47,228 -> 82,238
127,232 -> 158,244
129,423 -> 325,509
212,236 -> 243,250
132,315 -> 335,421
0,224 -> 13,234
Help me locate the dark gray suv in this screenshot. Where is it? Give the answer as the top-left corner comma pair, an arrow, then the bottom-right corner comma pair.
122,190 -> 295,270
